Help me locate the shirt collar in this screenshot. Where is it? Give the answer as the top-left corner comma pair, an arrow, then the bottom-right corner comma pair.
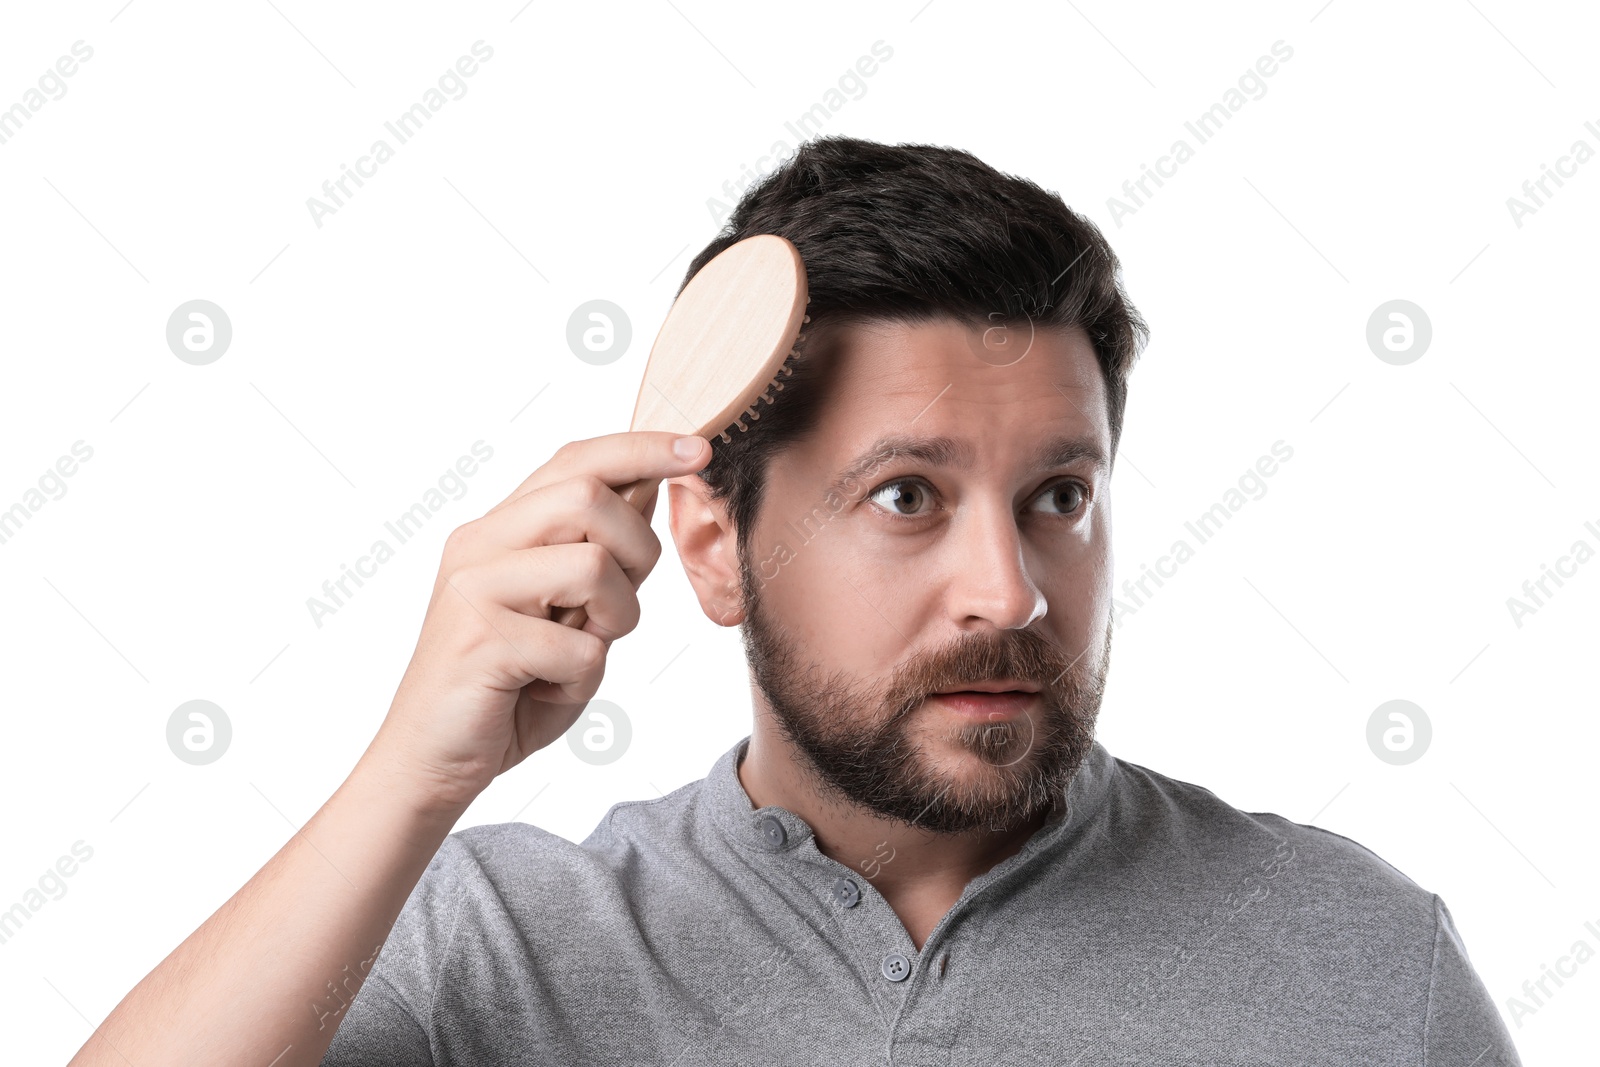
702,733 -> 1117,862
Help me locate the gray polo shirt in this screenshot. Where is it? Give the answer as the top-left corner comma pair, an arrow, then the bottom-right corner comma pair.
320,736 -> 1522,1065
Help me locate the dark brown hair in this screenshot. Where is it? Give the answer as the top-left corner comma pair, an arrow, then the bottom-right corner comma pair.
678,135 -> 1149,566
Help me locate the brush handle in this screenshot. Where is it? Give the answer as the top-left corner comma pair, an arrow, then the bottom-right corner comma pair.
551,476 -> 661,633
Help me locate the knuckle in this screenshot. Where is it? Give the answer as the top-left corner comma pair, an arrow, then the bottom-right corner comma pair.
595,586 -> 639,638
458,558 -> 493,594
442,564 -> 491,613
569,474 -> 609,512
620,590 -> 642,633
574,632 -> 608,673
574,540 -> 611,583
442,521 -> 478,561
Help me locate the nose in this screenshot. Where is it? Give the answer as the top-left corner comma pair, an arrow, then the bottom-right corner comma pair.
944,497 -> 1046,631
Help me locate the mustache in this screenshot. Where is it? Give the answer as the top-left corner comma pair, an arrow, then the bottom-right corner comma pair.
879,627 -> 1085,717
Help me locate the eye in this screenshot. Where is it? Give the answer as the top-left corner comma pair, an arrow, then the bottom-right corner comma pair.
1031,479 -> 1088,516
867,477 -> 934,517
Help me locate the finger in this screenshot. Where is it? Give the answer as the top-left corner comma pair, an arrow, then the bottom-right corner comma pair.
486,431 -> 709,516
471,607 -> 610,697
452,541 -> 642,641
638,482 -> 661,527
461,475 -> 666,588
515,637 -> 609,708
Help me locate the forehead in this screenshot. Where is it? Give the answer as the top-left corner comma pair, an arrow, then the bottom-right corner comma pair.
799,316 -> 1110,467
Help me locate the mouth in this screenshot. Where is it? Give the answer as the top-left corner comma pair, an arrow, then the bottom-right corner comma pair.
932,679 -> 1040,695
926,684 -> 1039,719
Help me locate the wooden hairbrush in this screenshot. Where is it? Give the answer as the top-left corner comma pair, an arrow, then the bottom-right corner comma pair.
552,233 -> 809,632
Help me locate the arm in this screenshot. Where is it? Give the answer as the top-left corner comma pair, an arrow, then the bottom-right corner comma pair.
1424,893 -> 1524,1067
67,744 -> 466,1067
66,431 -> 707,1066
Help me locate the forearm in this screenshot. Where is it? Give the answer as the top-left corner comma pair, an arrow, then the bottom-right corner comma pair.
68,745 -> 468,1067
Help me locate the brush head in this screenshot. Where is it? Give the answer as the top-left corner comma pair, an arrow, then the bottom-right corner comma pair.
628,234 -> 810,443
549,235 -> 809,636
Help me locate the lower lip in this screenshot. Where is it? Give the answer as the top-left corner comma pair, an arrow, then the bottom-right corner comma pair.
927,691 -> 1038,718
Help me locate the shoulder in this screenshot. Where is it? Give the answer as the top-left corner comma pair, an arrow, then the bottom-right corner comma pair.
1102,752 -> 1438,931
422,775 -> 713,907
442,771 -> 707,862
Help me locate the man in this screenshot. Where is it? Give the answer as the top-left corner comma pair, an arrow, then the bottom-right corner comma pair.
71,136 -> 1522,1066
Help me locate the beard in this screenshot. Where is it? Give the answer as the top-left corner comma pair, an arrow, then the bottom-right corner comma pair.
739,562 -> 1110,836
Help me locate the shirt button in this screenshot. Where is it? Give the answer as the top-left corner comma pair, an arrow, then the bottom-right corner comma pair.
832,877 -> 861,908
881,951 -> 912,982
759,814 -> 787,849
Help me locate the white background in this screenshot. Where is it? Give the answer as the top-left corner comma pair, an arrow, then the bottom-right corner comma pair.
1,1 -> 1595,1063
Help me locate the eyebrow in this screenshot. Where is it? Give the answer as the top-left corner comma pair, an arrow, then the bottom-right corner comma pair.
827,433 -> 1110,499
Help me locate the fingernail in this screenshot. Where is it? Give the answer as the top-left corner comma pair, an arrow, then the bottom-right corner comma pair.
673,436 -> 704,460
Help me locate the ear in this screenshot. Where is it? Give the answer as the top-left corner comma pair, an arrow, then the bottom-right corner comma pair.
665,474 -> 745,627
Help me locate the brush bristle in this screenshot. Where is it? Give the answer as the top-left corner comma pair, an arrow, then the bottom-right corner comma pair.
713,358 -> 799,445
709,277 -> 807,444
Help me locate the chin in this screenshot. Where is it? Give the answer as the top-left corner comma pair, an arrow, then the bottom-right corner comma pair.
919,719 -> 1040,773
921,703 -> 1043,755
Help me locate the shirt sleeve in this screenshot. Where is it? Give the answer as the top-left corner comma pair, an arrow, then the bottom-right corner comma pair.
318,972 -> 433,1067
1424,893 -> 1523,1067
318,834 -> 478,1067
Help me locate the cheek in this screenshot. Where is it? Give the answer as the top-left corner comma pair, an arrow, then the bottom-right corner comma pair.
775,529 -> 937,661
1037,525 -> 1113,627
1068,558 -> 1114,637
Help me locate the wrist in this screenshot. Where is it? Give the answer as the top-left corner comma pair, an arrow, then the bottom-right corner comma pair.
348,741 -> 478,833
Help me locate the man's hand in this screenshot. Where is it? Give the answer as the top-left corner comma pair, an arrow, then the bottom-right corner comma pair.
371,430 -> 711,815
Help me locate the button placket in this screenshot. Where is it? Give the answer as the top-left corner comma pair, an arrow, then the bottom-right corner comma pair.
826,867 -> 927,1007
744,812 -> 915,1030
796,847 -> 927,1022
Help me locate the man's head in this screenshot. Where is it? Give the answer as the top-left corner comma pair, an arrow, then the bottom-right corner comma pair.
666,137 -> 1147,834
